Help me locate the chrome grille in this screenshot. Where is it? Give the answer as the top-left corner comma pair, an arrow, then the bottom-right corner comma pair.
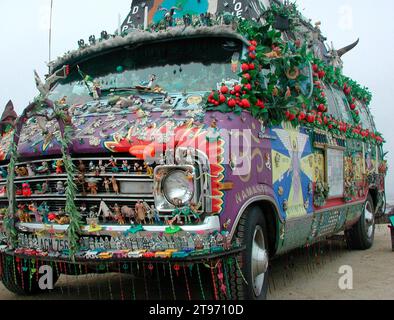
0,156 -> 161,225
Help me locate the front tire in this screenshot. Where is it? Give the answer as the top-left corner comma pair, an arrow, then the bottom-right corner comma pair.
345,194 -> 375,250
232,206 -> 270,300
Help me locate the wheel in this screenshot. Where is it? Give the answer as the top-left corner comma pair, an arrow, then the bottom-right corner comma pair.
230,206 -> 270,300
345,194 -> 375,250
0,255 -> 59,296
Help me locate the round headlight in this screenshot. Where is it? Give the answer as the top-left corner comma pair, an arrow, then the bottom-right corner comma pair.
162,170 -> 194,206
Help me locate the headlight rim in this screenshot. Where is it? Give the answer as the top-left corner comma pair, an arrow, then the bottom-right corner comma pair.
161,169 -> 195,207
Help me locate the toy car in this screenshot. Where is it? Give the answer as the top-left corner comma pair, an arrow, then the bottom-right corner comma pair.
98,252 -> 113,259
127,250 -> 147,258
113,250 -> 129,259
155,251 -> 172,258
172,251 -> 190,259
143,252 -> 156,259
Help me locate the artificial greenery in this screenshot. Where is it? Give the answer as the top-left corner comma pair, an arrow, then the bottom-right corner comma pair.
205,6 -> 384,146
56,108 -> 82,260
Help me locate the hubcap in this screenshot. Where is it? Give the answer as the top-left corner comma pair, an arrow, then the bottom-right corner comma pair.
364,201 -> 375,238
251,226 -> 269,297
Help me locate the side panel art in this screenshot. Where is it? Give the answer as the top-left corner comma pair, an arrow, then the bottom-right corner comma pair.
271,123 -> 314,221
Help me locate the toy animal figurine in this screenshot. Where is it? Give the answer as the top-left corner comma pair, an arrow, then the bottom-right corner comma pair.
56,181 -> 65,195
35,162 -> 49,175
87,178 -> 99,195
15,166 -> 28,177
111,176 -> 119,194
102,177 -> 111,193
17,204 -> 31,223
112,204 -> 125,225
98,200 -> 113,222
24,164 -> 34,177
135,200 -> 147,224
22,183 -> 32,197
53,160 -> 64,174
28,202 -> 41,223
144,162 -> 154,178
55,208 -> 70,225
35,181 -> 50,195
121,205 -> 135,223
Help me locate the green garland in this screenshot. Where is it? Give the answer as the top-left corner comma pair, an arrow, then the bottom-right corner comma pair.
4,134 -> 18,248
55,105 -> 82,260
205,6 -> 384,146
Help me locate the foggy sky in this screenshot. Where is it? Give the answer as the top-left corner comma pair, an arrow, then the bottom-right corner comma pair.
0,0 -> 393,200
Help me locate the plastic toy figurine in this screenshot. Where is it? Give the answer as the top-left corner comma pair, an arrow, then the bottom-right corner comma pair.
99,160 -> 106,174
108,156 -> 119,173
111,176 -> 119,194
53,160 -> 64,174
102,177 -> 111,193
150,205 -> 161,225
15,166 -> 28,177
26,164 -> 35,176
17,204 -> 31,223
38,202 -> 50,224
121,205 -> 135,223
22,183 -> 32,197
55,208 -> 70,225
134,162 -> 141,173
112,204 -> 125,225
78,160 -> 86,174
76,173 -> 87,196
35,181 -> 50,195
89,161 -> 95,172
98,200 -> 113,222
135,200 -> 147,224
56,181 -> 65,195
87,179 -> 99,195
122,160 -> 130,173
35,162 -> 49,175
92,81 -> 102,100
80,203 -> 88,217
144,162 -> 154,177
28,202 -> 41,223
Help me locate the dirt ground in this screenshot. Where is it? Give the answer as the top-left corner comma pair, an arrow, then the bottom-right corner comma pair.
1,224 -> 393,300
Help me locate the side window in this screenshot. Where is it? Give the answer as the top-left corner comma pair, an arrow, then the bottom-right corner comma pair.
332,88 -> 353,123
324,85 -> 342,119
357,101 -> 376,132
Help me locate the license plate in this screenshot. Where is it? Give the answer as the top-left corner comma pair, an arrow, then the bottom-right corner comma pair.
37,237 -> 70,252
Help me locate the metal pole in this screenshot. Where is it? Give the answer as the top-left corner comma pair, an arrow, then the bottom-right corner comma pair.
49,0 -> 54,63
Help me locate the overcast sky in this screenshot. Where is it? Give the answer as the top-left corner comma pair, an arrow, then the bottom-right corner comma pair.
0,0 -> 393,200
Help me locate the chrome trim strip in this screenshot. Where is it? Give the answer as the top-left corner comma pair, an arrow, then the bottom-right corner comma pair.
17,216 -> 221,236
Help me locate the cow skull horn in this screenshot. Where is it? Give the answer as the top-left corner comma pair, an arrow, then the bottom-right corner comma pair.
337,38 -> 360,57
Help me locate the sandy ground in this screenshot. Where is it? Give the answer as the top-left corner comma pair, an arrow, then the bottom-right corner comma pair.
1,224 -> 393,300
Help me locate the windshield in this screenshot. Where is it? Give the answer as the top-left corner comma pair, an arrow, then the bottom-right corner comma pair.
49,37 -> 243,105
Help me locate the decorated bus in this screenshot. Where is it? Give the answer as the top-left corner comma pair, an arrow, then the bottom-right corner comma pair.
0,0 -> 387,300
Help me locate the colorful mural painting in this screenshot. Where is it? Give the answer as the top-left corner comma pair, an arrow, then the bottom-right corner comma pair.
271,124 -> 314,219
